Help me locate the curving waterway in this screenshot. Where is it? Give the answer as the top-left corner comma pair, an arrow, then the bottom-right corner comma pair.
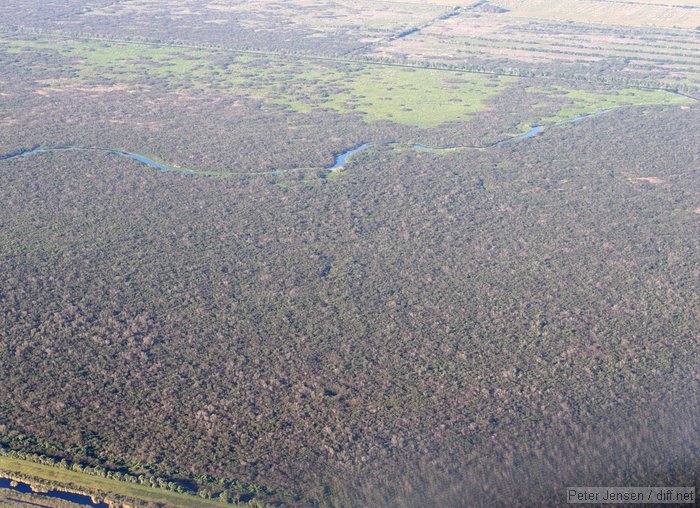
412,109 -> 612,151
0,144 -> 373,175
0,477 -> 108,507
327,143 -> 372,170
0,146 -> 195,174
0,109 -> 613,176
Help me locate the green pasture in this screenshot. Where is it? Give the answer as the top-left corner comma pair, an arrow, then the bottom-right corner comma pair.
0,35 -> 693,131
0,36 -> 512,127
525,85 -> 692,126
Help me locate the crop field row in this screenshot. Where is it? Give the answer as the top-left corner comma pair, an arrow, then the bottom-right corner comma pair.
444,36 -> 700,66
404,36 -> 700,70
490,0 -> 700,28
368,11 -> 700,90
600,0 -> 700,6
2,1 -> 698,91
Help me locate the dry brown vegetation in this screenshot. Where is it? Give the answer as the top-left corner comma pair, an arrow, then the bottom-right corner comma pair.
492,0 -> 700,29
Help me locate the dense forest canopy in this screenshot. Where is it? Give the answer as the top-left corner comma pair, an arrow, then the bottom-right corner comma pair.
0,1 -> 698,506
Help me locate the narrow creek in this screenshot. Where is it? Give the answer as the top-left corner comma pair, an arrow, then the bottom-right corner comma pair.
0,146 -> 195,174
413,109 -> 612,151
0,109 -> 613,176
327,143 -> 372,170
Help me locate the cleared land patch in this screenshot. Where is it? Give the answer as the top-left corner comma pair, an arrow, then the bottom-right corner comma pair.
368,12 -> 700,90
490,0 -> 700,28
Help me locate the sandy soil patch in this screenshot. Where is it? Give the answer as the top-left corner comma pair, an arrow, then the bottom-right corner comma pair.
632,176 -> 664,185
34,84 -> 131,96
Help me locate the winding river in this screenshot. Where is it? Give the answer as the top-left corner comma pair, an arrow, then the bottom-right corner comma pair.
412,109 -> 611,151
0,144 -> 374,175
0,109 -> 613,176
0,146 -> 195,174
0,477 -> 108,507
327,143 -> 372,170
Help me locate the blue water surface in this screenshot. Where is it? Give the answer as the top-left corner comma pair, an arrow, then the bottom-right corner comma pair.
326,143 -> 372,170
0,477 -> 108,507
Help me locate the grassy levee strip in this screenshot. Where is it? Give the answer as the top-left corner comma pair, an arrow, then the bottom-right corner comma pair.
0,456 -> 238,507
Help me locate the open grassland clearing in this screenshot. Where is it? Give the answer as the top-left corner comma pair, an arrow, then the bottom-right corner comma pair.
1,33 -> 692,134
490,0 -> 700,28
0,34 -> 514,128
308,68 -> 514,128
521,85 -> 691,125
220,54 -> 516,127
0,456 -> 245,507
